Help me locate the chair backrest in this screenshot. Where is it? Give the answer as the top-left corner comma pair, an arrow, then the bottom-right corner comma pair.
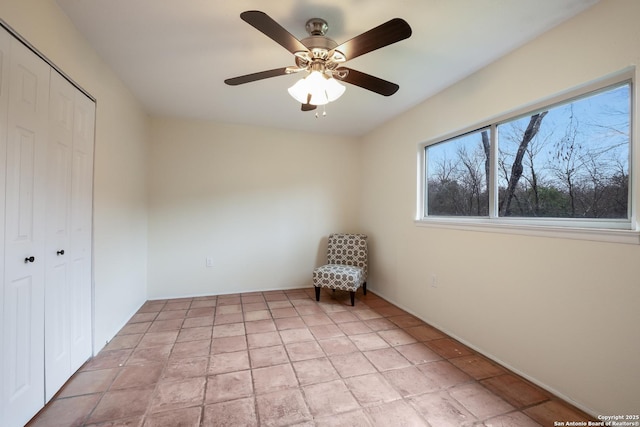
327,233 -> 368,279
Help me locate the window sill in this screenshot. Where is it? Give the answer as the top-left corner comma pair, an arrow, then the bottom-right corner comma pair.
414,218 -> 640,245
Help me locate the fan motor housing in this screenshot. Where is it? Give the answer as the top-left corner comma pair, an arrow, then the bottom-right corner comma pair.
301,36 -> 338,51
305,18 -> 328,36
302,17 -> 338,54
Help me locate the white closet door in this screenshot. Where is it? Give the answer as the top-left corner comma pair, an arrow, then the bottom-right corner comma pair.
2,36 -> 50,427
68,85 -> 94,372
0,25 -> 11,427
44,70 -> 95,402
44,71 -> 74,401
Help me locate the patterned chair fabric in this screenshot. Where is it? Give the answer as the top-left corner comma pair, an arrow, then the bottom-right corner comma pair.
313,233 -> 368,306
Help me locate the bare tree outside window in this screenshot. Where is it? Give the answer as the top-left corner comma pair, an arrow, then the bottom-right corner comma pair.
426,129 -> 490,216
497,84 -> 629,218
425,82 -> 630,222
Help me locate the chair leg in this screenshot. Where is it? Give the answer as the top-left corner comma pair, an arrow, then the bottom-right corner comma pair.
315,286 -> 320,302
350,291 -> 355,306
363,282 -> 367,295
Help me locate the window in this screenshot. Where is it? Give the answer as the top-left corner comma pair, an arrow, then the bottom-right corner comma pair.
426,128 -> 490,216
421,77 -> 633,233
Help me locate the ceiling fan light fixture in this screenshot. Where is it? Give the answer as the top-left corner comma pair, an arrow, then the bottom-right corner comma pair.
324,76 -> 346,102
287,70 -> 345,106
288,77 -> 314,104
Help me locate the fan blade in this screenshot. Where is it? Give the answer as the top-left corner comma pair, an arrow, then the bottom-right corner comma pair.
301,93 -> 317,111
333,18 -> 411,61
224,67 -> 289,85
339,68 -> 399,96
241,11 -> 309,54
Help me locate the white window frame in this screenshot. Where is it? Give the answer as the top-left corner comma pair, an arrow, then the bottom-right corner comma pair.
416,68 -> 640,245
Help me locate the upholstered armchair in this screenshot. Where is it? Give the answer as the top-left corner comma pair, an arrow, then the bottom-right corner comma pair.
313,233 -> 368,306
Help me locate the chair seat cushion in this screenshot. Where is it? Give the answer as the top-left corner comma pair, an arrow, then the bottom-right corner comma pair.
313,264 -> 364,292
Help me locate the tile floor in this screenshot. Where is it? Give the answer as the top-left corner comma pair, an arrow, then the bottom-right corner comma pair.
27,288 -> 595,426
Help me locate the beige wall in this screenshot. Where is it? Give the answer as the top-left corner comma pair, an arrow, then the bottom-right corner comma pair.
147,118 -> 361,298
360,0 -> 640,415
0,1 -> 150,351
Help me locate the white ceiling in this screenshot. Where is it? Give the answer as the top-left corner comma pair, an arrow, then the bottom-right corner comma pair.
55,0 -> 598,136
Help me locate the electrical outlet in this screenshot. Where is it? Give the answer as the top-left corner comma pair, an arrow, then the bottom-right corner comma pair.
430,274 -> 438,288
206,257 -> 213,267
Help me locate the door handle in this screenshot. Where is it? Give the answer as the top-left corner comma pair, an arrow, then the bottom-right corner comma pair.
24,256 -> 35,263
57,250 -> 65,256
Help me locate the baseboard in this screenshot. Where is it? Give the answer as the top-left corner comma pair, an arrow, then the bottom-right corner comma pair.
95,303 -> 143,356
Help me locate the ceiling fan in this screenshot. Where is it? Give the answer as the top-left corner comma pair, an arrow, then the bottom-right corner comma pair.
224,11 -> 412,112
